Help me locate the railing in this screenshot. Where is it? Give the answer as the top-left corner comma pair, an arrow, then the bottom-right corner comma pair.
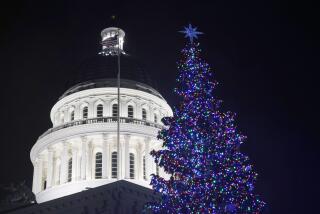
38,117 -> 164,140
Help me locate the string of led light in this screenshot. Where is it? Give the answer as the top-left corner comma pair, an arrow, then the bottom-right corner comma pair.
146,25 -> 266,213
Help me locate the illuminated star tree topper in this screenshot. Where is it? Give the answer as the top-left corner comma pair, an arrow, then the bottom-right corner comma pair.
179,23 -> 203,43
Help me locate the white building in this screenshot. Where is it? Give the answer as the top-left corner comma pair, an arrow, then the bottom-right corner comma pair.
30,27 -> 173,203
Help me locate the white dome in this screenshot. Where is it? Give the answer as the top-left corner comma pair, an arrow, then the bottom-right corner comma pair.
30,28 -> 173,203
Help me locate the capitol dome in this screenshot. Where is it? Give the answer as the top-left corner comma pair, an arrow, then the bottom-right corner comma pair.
66,54 -> 155,91
30,27 -> 173,203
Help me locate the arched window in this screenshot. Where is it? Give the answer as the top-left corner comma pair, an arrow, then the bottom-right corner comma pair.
97,104 -> 103,117
82,106 -> 88,119
112,104 -> 118,117
70,110 -> 75,121
142,108 -> 147,121
129,153 -> 135,179
67,158 -> 72,182
154,114 -> 158,123
95,152 -> 102,179
128,105 -> 134,118
143,156 -> 146,180
111,152 -> 117,178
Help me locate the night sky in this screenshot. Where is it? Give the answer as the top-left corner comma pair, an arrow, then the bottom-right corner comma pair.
0,1 -> 319,213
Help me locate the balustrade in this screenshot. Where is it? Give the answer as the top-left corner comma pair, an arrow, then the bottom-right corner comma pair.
38,117 -> 163,140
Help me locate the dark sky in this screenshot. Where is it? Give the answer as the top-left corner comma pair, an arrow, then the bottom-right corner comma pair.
0,0 -> 319,213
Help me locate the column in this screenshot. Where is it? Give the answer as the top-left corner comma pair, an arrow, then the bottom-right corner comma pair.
160,165 -> 167,179
144,137 -> 151,182
106,99 -> 112,117
88,100 -> 95,118
74,102 -> 81,120
149,103 -> 154,121
32,158 -> 39,193
60,141 -> 69,184
124,135 -> 130,179
121,99 -> 127,117
86,140 -> 92,179
72,145 -> 78,182
103,100 -> 109,117
108,138 -> 112,178
63,109 -> 68,123
121,137 -> 127,179
80,136 -> 87,180
114,135 -> 122,179
76,148 -> 81,181
53,158 -> 61,185
46,148 -> 54,188
37,156 -> 44,193
102,133 -> 109,179
136,101 -> 142,119
137,142 -> 143,180
151,146 -> 157,175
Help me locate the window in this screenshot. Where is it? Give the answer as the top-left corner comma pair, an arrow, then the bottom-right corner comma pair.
129,153 -> 135,179
67,158 -> 72,182
156,164 -> 159,176
142,108 -> 147,121
82,106 -> 88,119
112,104 -> 118,117
143,156 -> 146,180
154,114 -> 158,123
97,104 -> 103,117
111,152 -> 117,178
95,152 -> 102,179
43,180 -> 47,190
128,105 -> 134,118
70,110 -> 75,121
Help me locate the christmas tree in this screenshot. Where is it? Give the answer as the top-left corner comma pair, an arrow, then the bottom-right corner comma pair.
147,24 -> 266,213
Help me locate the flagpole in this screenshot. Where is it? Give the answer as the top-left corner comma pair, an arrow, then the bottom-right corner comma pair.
117,28 -> 121,180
